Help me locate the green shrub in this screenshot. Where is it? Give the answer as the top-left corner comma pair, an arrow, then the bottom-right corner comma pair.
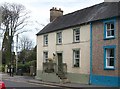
0,65 -> 5,72
17,60 -> 36,73
18,62 -> 30,73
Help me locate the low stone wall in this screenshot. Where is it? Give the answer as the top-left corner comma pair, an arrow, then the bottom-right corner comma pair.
36,70 -> 60,83
36,70 -> 90,84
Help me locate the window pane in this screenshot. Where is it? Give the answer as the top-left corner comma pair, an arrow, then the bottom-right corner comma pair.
75,51 -> 79,55
107,31 -> 111,36
106,48 -> 115,67
111,23 -> 114,29
76,36 -> 80,41
106,23 -> 115,38
75,59 -> 79,67
107,23 -> 110,29
107,49 -> 110,57
111,30 -> 114,36
75,30 -> 80,35
73,50 -> 80,67
45,40 -> 48,44
110,49 -> 114,57
44,52 -> 48,62
107,49 -> 114,57
74,29 -> 80,42
107,58 -> 114,67
76,54 -> 79,58
110,58 -> 114,66
107,58 -> 110,66
44,35 -> 48,45
57,32 -> 62,44
59,38 -> 61,43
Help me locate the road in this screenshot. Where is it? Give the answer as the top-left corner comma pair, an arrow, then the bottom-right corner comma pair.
0,73 -> 71,89
3,79 -> 68,89
1,73 -> 118,89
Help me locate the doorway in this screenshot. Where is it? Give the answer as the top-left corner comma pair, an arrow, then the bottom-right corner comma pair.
57,53 -> 63,73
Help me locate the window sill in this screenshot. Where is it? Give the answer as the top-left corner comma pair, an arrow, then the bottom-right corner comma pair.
72,66 -> 80,68
43,45 -> 48,47
104,67 -> 115,70
104,37 -> 115,40
56,43 -> 62,45
73,41 -> 80,44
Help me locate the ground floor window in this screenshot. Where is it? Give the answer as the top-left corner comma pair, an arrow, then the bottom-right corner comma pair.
43,51 -> 48,62
73,49 -> 80,67
103,45 -> 116,69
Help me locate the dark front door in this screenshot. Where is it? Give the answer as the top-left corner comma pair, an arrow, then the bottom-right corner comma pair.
57,53 -> 63,73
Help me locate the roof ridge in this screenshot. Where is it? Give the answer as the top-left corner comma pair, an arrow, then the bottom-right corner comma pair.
37,2 -> 119,36
62,2 -> 104,17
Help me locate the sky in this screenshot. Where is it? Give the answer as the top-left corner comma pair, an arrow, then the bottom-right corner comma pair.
0,0 -> 104,48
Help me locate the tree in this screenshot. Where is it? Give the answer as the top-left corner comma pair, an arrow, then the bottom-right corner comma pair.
18,46 -> 36,63
19,35 -> 34,51
0,2 -> 30,65
0,2 -> 30,36
18,35 -> 34,62
17,45 -> 36,74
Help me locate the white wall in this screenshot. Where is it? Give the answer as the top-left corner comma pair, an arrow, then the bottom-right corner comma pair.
37,24 -> 90,74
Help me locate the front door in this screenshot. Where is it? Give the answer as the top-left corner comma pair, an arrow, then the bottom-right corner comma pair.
57,53 -> 63,73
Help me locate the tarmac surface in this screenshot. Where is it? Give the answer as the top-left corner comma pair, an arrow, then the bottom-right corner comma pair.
0,72 -> 119,89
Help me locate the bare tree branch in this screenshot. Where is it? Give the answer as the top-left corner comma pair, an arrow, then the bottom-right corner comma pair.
14,30 -> 31,36
0,2 -> 30,36
19,35 -> 34,50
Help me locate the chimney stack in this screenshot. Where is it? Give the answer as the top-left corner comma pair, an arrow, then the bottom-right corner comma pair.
50,7 -> 63,22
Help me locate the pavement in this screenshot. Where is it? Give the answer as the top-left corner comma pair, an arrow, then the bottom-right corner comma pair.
0,72 -> 114,89
27,79 -> 105,88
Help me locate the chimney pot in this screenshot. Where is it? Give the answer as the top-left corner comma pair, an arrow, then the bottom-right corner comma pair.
50,7 -> 63,22
59,8 -> 61,11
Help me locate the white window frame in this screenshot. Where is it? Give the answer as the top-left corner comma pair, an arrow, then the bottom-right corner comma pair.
73,28 -> 80,42
106,23 -> 114,38
56,32 -> 62,44
106,48 -> 114,68
44,35 -> 48,46
43,51 -> 48,62
73,49 -> 80,67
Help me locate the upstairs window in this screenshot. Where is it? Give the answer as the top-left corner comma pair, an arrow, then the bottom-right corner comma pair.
56,32 -> 62,44
106,23 -> 114,37
44,35 -> 48,46
104,19 -> 115,39
73,28 -> 80,42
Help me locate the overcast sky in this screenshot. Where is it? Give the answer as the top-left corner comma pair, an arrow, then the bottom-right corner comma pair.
0,0 -> 104,47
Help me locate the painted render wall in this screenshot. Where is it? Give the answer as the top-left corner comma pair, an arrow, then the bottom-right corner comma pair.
36,24 -> 90,82
91,18 -> 120,86
92,19 -> 119,76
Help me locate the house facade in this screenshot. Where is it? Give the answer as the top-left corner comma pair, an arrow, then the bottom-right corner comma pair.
36,2 -> 120,86
90,18 -> 120,86
36,7 -> 90,84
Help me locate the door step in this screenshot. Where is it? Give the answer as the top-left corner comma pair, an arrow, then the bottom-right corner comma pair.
60,78 -> 71,84
56,73 -> 71,83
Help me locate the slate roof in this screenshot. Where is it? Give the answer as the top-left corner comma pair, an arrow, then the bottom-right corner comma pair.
37,2 -> 120,36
